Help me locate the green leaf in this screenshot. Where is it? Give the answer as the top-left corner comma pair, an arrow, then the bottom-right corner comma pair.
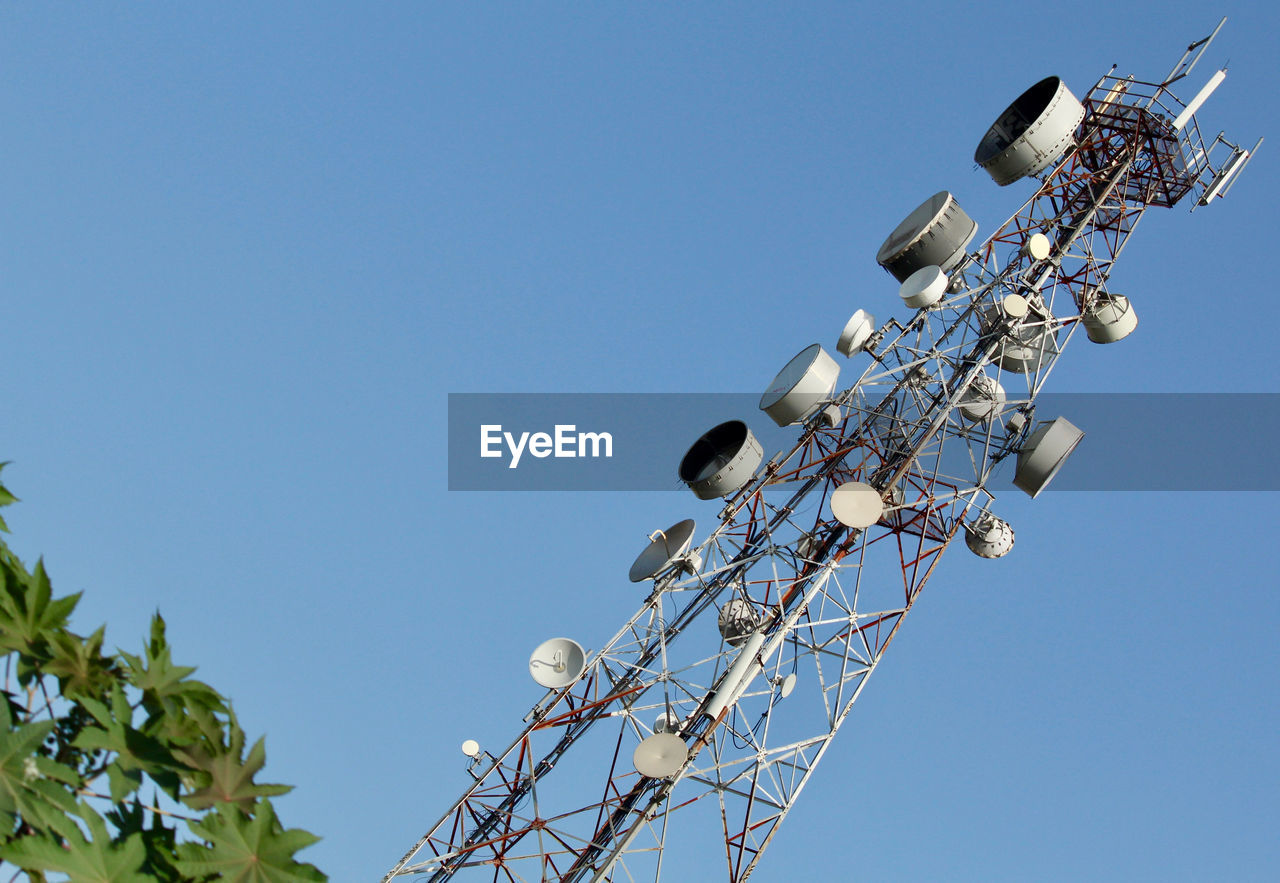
107,762 -> 143,804
74,684 -> 183,797
45,624 -> 118,700
0,719 -> 77,829
176,802 -> 324,883
0,689 -> 24,729
0,478 -> 324,879
0,801 -> 151,883
177,718 -> 291,810
0,556 -> 81,662
105,799 -> 185,883
32,755 -> 81,787
121,613 -> 223,720
0,462 -> 18,517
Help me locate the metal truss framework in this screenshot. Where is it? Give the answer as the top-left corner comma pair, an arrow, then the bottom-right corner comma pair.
385,24 -> 1254,883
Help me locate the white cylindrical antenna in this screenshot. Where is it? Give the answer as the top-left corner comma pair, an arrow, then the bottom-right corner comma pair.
703,631 -> 767,720
1172,68 -> 1226,130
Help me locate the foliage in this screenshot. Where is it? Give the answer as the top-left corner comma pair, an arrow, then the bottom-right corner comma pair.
0,466 -> 325,881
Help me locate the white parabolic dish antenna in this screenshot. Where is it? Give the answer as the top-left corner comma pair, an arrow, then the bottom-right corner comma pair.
759,343 -> 840,427
1082,293 -> 1138,343
836,309 -> 875,357
633,732 -> 688,778
1013,417 -> 1085,498
830,481 -> 883,529
528,637 -> 586,689
974,76 -> 1085,186
678,420 -> 764,500
900,265 -> 949,309
628,519 -> 697,583
875,191 -> 978,282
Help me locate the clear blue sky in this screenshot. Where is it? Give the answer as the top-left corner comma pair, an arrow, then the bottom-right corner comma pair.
2,3 -> 1277,881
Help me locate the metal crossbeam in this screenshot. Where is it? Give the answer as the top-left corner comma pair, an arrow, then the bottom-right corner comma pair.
384,22 -> 1254,883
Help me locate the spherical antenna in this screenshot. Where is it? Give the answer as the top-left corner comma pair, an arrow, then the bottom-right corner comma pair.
778,672 -> 797,699
983,301 -> 1057,374
460,739 -> 481,758
830,481 -> 883,529
629,519 -> 697,583
958,373 -> 1006,423
528,637 -> 587,689
632,732 -> 688,779
653,710 -> 680,735
964,513 -> 1015,559
717,598 -> 760,646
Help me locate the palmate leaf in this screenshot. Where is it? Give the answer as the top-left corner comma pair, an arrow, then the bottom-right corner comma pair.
176,717 -> 291,810
73,683 -> 183,797
0,801 -> 151,883
0,462 -> 16,533
175,802 -> 323,883
120,613 -> 223,717
0,556 -> 81,662
45,624 -> 118,700
0,719 -> 78,830
105,799 -> 184,883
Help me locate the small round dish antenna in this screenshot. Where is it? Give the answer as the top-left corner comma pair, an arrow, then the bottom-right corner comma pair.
1001,293 -> 1029,318
876,191 -> 978,283
1082,293 -> 1138,343
633,732 -> 687,779
528,637 -> 587,689
678,420 -> 764,500
900,265 -> 949,309
759,344 -> 841,427
778,672 -> 797,699
628,519 -> 697,583
837,309 -> 875,357
1024,232 -> 1052,260
1013,417 -> 1084,498
974,76 -> 1085,186
460,739 -> 481,758
830,481 -> 883,529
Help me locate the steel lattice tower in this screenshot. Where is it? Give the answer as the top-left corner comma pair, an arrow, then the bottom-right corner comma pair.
385,21 -> 1258,882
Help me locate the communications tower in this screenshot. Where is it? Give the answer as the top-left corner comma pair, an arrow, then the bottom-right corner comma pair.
386,20 -> 1258,882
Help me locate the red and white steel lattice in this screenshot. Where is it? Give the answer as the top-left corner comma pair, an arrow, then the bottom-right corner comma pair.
384,22 -> 1256,883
